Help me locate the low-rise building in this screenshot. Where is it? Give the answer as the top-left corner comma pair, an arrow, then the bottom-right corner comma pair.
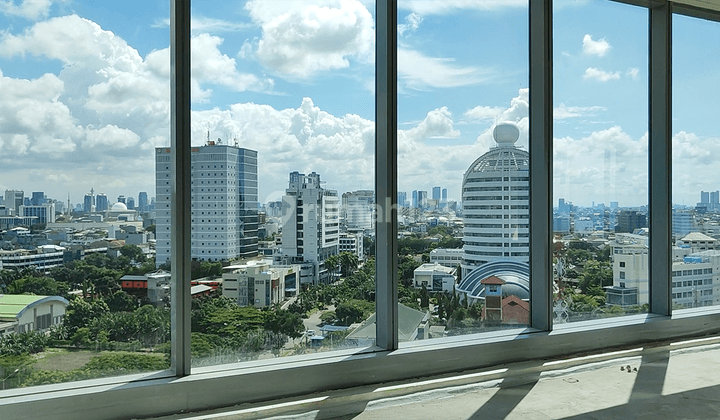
413,263 -> 456,292
429,248 -> 463,268
339,232 -> 364,260
0,294 -> 68,336
222,260 -> 299,307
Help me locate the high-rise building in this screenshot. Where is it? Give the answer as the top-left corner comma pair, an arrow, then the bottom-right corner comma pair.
701,191 -> 710,204
412,190 -> 418,208
96,194 -> 109,212
280,171 -> 339,285
441,188 -> 447,202
432,186 -> 441,201
4,190 -> 24,215
138,192 -> 149,212
117,195 -> 126,204
398,191 -> 407,207
31,192 -> 45,206
461,123 -> 529,279
83,192 -> 95,213
711,191 -> 720,205
417,190 -> 428,209
342,190 -> 374,230
155,142 -> 259,267
20,203 -> 56,224
126,197 -> 135,210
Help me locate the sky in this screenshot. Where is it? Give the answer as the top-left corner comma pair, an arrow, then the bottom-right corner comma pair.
0,0 -> 718,209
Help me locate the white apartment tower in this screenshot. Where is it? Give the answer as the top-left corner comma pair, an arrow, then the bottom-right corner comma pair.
155,141 -> 259,267
280,171 -> 339,285
461,122 -> 530,279
342,190 -> 374,230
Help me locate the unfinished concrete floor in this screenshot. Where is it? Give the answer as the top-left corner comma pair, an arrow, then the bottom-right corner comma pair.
153,336 -> 720,420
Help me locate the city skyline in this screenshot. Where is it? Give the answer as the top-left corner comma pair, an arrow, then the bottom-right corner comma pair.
0,1 -> 718,208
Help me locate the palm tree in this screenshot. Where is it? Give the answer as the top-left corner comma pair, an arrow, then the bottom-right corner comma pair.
339,252 -> 359,278
324,254 -> 340,280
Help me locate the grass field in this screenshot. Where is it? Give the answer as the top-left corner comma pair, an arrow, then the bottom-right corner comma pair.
32,348 -> 99,372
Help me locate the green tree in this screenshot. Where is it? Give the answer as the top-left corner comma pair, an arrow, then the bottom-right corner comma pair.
335,299 -> 374,325
6,275 -> 69,297
64,297 -> 110,335
339,252 -> 359,277
120,244 -> 146,263
578,260 -> 612,294
105,290 -> 137,312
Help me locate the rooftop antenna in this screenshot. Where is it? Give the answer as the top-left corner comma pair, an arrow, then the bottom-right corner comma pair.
234,136 -> 239,147
207,128 -> 210,145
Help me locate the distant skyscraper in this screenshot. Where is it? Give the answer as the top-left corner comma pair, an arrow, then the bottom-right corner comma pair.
126,197 -> 135,210
701,191 -> 710,204
398,191 -> 407,207
441,188 -> 447,202
117,195 -> 126,204
412,190 -> 418,208
155,142 -> 259,267
462,123 -> 529,279
432,186 -> 441,200
31,192 -> 45,206
138,192 -> 148,212
711,191 -> 720,205
417,190 -> 428,209
5,190 -> 24,215
96,194 -> 109,211
280,171 -> 339,285
83,191 -> 95,213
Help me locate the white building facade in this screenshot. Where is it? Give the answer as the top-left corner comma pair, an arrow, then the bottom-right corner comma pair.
155,142 -> 259,267
279,171 -> 339,285
461,123 -> 530,279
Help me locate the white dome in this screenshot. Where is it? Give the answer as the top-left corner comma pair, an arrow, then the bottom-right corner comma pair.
493,122 -> 520,146
111,202 -> 128,211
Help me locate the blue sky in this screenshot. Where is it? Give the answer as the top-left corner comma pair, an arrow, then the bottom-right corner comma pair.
0,0 -> 717,210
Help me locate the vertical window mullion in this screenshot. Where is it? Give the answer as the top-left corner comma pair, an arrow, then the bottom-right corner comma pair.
649,2 -> 672,316
375,0 -> 398,350
171,0 -> 192,376
529,0 -> 553,331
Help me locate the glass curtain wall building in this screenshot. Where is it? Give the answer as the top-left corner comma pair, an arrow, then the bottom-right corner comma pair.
3,1 -> 720,419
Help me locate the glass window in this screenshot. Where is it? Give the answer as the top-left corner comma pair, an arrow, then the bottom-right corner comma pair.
672,12 -> 720,309
188,0 -> 376,367
0,2 -> 171,389
553,0 -> 649,320
397,0 -> 529,340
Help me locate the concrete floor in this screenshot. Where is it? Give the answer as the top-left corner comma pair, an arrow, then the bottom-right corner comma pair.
153,336 -> 720,420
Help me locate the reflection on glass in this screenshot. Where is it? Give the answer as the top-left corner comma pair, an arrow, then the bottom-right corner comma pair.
0,2 -> 171,389
397,1 -> 530,340
553,0 -> 648,322
188,0 -> 376,367
671,14 -> 720,309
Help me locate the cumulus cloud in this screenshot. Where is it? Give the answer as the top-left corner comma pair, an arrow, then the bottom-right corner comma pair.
464,105 -> 504,122
582,34 -> 611,57
398,12 -> 422,36
399,48 -> 489,89
0,0 -> 55,20
152,16 -> 252,33
85,125 -> 141,149
584,67 -> 621,82
245,0 -> 374,79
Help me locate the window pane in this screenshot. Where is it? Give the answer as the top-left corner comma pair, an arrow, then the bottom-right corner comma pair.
396,1 -> 529,341
553,0 -> 649,322
0,2 -> 171,389
671,13 -> 720,310
188,0 -> 376,368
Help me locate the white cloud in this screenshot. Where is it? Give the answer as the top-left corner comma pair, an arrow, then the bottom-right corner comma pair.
85,125 -> 140,149
554,104 -> 607,120
400,0 -> 526,15
398,12 -> 422,36
584,67 -> 621,82
399,48 -> 489,89
152,16 -> 253,33
582,34 -> 611,57
627,67 -> 640,80
464,105 -> 504,122
245,0 -> 374,79
0,0 -> 55,20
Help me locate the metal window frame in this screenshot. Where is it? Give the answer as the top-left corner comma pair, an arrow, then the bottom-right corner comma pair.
5,1 -> 720,419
